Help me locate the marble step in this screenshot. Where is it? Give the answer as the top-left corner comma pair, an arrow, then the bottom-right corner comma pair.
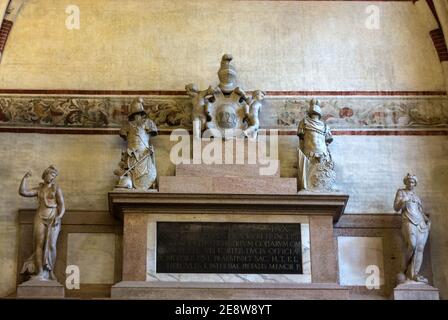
175,164 -> 280,177
111,281 -> 349,300
159,176 -> 297,194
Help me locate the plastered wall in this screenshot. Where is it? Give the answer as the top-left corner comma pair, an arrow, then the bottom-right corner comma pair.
0,133 -> 447,297
0,0 -> 444,91
0,0 -> 447,299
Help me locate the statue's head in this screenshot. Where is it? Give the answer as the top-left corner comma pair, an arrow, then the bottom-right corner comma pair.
218,54 -> 237,94
185,83 -> 199,97
403,173 -> 418,190
308,99 -> 322,119
42,165 -> 58,184
252,90 -> 266,101
128,97 -> 146,121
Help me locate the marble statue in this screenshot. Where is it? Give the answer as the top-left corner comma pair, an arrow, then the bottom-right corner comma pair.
114,97 -> 158,190
186,54 -> 265,139
19,166 -> 65,281
394,174 -> 431,284
186,83 -> 214,140
243,90 -> 265,140
297,99 -> 335,191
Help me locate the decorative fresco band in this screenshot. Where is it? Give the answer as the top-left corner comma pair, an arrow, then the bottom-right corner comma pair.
0,95 -> 447,132
0,89 -> 445,96
1,127 -> 447,136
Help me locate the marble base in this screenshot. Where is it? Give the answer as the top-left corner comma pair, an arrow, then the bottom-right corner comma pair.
176,164 -> 280,177
159,176 -> 297,194
16,278 -> 65,299
111,281 -> 349,300
393,283 -> 439,300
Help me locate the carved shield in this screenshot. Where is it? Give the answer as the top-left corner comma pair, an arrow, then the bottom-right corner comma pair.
205,90 -> 247,138
127,148 -> 157,190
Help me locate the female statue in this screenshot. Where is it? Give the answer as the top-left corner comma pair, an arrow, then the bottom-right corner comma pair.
394,173 -> 431,283
19,165 -> 65,281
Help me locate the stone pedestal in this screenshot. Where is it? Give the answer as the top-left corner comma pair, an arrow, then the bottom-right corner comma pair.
111,282 -> 349,300
393,283 -> 440,300
16,278 -> 65,299
160,163 -> 294,195
176,164 -> 280,177
109,162 -> 349,299
159,176 -> 297,194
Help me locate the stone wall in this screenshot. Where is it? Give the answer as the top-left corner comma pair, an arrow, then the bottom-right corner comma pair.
0,0 -> 448,299
0,0 -> 444,91
1,132 -> 448,297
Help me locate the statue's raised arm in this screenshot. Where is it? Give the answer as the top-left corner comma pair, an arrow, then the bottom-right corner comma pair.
19,171 -> 38,197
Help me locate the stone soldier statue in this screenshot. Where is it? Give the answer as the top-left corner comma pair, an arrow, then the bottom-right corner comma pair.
394,174 -> 431,284
297,99 -> 335,191
243,90 -> 265,140
19,165 -> 65,281
115,97 -> 158,190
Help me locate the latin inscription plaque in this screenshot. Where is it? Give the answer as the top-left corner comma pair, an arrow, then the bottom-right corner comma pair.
156,222 -> 302,274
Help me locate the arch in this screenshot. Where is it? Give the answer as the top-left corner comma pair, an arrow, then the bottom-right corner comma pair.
0,0 -> 26,62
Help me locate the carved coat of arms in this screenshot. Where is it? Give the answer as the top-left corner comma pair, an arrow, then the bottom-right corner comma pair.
186,54 -> 265,139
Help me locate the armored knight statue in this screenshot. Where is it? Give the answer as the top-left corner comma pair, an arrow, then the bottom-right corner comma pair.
297,99 -> 335,191
186,54 -> 264,139
394,174 -> 431,284
19,166 -> 65,281
114,97 -> 158,190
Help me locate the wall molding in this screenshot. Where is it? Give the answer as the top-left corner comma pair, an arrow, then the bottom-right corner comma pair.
0,89 -> 445,96
1,127 -> 447,136
1,94 -> 447,135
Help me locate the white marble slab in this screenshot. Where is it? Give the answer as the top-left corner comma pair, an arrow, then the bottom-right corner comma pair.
338,236 -> 385,286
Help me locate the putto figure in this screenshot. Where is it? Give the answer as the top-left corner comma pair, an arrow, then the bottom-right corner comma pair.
186,54 -> 265,139
185,83 -> 214,140
243,90 -> 265,140
115,97 -> 158,190
297,99 -> 335,191
394,174 -> 431,284
19,166 -> 65,281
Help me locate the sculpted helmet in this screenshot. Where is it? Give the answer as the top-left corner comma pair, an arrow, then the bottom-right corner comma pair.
128,97 -> 146,119
218,54 -> 237,94
403,173 -> 418,186
308,99 -> 322,118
